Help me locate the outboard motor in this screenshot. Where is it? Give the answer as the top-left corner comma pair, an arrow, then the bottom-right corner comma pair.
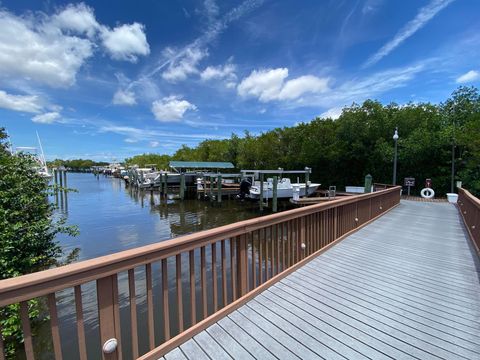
238,178 -> 252,200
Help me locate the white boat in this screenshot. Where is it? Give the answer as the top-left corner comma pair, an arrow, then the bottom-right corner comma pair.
249,178 -> 320,199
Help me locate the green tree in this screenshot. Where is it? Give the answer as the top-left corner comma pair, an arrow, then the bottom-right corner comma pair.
0,128 -> 77,356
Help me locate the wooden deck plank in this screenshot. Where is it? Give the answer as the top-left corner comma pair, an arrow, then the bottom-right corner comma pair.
287,272 -> 480,357
301,261 -> 479,319
292,263 -> 480,344
237,303 -> 324,360
262,288 -> 416,360
228,311 -> 300,359
163,201 -> 480,360
205,323 -> 255,360
319,249 -> 480,301
193,331 -> 233,360
217,317 -> 276,360
179,338 -> 209,360
249,296 -> 376,360
164,348 -> 187,360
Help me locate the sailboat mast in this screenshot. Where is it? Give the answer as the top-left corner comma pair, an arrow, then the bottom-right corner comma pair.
36,131 -> 48,172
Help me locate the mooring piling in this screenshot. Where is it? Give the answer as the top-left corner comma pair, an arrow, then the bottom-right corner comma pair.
180,173 -> 185,200
272,176 -> 278,212
259,173 -> 264,211
217,175 -> 222,203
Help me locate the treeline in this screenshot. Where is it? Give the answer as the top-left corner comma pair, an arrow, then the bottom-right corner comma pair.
125,87 -> 480,196
48,158 -> 109,170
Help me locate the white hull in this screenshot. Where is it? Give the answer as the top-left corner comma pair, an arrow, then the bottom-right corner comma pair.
249,179 -> 320,199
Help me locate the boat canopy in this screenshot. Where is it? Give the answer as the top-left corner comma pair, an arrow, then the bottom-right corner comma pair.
169,161 -> 234,170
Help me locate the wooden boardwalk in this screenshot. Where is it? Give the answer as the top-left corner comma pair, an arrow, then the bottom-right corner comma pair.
162,200 -> 480,360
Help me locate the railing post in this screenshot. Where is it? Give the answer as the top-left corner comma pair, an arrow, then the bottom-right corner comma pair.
236,234 -> 248,298
97,275 -> 122,360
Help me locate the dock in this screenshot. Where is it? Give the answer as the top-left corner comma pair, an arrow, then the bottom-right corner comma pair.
163,200 -> 480,359
0,186 -> 478,360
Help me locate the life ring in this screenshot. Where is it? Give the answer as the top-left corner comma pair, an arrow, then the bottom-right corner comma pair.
420,188 -> 435,199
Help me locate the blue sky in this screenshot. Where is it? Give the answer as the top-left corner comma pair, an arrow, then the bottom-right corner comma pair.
1,0 -> 479,161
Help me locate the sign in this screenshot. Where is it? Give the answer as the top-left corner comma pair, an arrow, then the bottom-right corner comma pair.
404,177 -> 415,187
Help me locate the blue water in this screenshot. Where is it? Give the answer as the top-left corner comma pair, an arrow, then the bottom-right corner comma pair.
55,173 -> 261,261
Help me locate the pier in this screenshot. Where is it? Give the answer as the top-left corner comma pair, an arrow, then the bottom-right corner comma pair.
0,186 -> 478,359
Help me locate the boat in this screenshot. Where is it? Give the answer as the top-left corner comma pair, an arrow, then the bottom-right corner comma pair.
249,178 -> 320,199
15,132 -> 53,179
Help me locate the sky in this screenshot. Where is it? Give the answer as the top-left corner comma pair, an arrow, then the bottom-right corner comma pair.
1,0 -> 479,161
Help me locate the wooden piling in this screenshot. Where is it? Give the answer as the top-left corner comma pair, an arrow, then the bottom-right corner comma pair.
210,175 -> 214,202
180,173 -> 185,200
272,176 -> 278,213
217,175 -> 222,203
259,173 -> 264,212
164,174 -> 168,198
305,167 -> 310,197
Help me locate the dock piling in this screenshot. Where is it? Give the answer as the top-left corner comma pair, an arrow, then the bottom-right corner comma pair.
305,167 -> 310,197
272,176 -> 278,212
180,173 -> 185,200
259,173 -> 264,212
217,175 -> 222,203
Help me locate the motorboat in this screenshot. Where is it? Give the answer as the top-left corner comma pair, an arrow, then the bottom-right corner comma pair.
249,178 -> 320,199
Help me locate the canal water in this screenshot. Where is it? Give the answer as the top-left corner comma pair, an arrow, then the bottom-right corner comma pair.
56,173 -> 263,261
31,173 -> 291,360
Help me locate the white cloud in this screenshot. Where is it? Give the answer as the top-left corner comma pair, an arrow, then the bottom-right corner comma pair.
31,112 -> 61,124
320,107 -> 343,119
200,63 -> 237,84
204,0 -> 219,22
237,68 -> 329,102
99,124 -> 225,142
151,96 -> 197,122
238,68 -> 288,102
0,9 -> 93,88
124,138 -> 138,143
456,70 -> 479,84
149,141 -> 160,148
0,5 -> 150,89
278,75 -> 329,100
129,0 -> 264,88
52,3 -> 99,37
363,0 -> 455,67
304,64 -> 425,111
112,89 -> 137,105
0,90 -> 44,113
100,23 -> 150,62
162,47 -> 207,82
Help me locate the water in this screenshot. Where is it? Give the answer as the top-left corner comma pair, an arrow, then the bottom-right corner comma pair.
30,173 -> 291,359
56,173 -> 262,261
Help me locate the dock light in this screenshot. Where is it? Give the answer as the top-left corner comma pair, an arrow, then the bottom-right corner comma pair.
301,243 -> 306,250
392,127 -> 399,185
102,338 -> 118,354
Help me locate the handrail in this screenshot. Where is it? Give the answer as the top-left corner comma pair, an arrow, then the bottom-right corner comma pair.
457,188 -> 480,254
0,187 -> 395,305
0,186 -> 401,360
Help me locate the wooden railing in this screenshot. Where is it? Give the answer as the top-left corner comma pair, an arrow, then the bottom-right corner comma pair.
458,188 -> 480,254
0,186 -> 401,360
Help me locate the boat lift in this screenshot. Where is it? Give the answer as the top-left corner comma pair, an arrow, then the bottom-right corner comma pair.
241,167 -> 312,212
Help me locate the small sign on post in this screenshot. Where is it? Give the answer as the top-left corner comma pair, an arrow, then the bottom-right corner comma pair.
404,177 -> 415,196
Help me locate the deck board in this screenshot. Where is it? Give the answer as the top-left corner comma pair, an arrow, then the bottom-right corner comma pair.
163,200 -> 480,359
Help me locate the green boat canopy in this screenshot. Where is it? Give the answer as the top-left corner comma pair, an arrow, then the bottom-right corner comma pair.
169,161 -> 234,169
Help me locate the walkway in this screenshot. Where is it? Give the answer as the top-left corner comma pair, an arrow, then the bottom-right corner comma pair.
162,200 -> 480,360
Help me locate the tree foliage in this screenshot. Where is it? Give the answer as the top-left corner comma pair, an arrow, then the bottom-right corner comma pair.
124,153 -> 171,169
48,158 -> 108,170
0,128 -> 78,356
